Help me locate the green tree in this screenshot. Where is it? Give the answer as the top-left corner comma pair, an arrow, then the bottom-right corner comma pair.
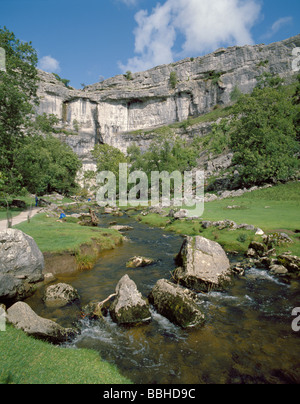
230,85 -> 242,103
229,85 -> 299,186
92,144 -> 128,193
0,26 -> 39,191
124,71 -> 133,81
34,113 -> 60,133
170,71 -> 178,89
15,135 -> 82,195
52,73 -> 71,88
128,132 -> 199,177
256,72 -> 284,89
92,144 -> 128,176
293,74 -> 300,142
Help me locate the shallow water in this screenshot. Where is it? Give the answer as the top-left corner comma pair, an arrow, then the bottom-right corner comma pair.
26,213 -> 300,384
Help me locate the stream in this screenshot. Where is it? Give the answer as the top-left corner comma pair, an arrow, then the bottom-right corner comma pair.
25,212 -> 300,384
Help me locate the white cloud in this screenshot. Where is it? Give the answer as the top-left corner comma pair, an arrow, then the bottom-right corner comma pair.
38,55 -> 60,73
119,0 -> 262,73
263,17 -> 293,39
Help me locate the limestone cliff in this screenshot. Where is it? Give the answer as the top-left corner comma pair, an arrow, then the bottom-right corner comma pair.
36,34 -> 300,163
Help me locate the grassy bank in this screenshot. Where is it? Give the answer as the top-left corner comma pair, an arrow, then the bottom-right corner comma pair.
15,213 -> 122,253
138,182 -> 300,256
0,325 -> 131,384
14,213 -> 123,270
0,212 -> 131,385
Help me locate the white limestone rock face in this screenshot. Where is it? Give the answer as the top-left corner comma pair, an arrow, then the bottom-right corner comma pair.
36,35 -> 300,156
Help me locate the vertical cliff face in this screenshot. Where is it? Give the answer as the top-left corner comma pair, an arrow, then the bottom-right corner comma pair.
36,34 -> 300,160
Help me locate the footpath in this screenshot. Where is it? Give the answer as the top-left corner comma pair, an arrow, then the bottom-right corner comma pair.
0,208 -> 40,232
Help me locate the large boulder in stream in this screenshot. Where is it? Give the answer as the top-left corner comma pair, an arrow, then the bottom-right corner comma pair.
149,279 -> 205,328
0,229 -> 44,303
7,302 -> 75,344
174,236 -> 232,292
109,275 -> 151,326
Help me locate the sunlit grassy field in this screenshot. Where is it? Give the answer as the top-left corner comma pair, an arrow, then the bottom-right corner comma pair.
139,182 -> 300,255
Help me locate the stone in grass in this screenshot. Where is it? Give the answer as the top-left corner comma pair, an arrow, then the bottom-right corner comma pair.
7,302 -> 75,344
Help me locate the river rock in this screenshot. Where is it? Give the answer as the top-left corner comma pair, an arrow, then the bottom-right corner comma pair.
247,241 -> 267,257
149,279 -> 205,328
277,255 -> 300,273
126,256 -> 154,268
269,264 -> 289,276
109,225 -> 134,232
43,283 -> 80,308
0,229 -> 44,302
109,275 -> 151,325
7,302 -> 75,344
174,236 -> 231,292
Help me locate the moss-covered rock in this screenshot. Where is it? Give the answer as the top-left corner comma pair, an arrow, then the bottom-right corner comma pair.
149,279 -> 205,328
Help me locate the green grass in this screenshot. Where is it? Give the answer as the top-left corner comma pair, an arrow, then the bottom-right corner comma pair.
0,325 -> 131,384
14,214 -> 122,254
138,182 -> 300,255
202,182 -> 300,233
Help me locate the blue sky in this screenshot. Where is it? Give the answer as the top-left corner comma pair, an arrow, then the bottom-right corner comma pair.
1,0 -> 299,88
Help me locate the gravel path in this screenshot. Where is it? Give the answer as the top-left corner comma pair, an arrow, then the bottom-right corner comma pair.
0,208 -> 41,232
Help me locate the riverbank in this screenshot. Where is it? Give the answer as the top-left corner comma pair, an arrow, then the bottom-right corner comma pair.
1,211 -> 129,385
2,181 -> 299,384
137,181 -> 300,257
14,214 -> 123,273
0,324 -> 131,384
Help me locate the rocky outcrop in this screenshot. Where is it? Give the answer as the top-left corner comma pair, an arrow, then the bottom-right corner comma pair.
109,274 -> 151,325
0,229 -> 44,303
174,236 -> 232,292
36,35 -> 300,159
149,279 -> 205,328
7,302 -> 75,344
43,283 -> 80,308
